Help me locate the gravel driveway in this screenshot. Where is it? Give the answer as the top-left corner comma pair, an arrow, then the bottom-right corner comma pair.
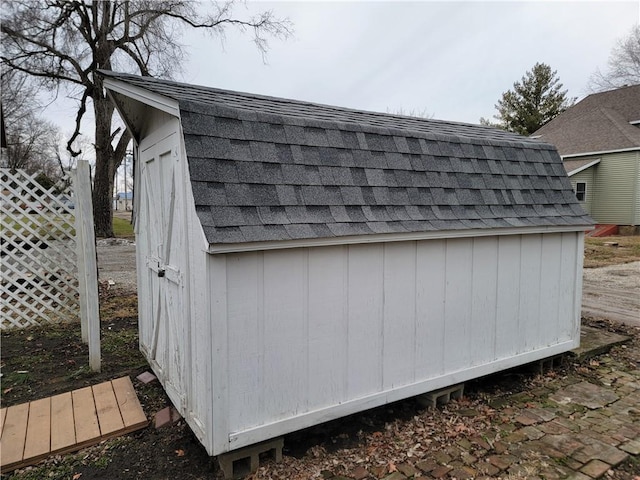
96,242 -> 639,326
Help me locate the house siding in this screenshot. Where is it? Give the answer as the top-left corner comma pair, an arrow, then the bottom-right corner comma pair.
590,151 -> 640,225
208,231 -> 582,454
569,167 -> 596,215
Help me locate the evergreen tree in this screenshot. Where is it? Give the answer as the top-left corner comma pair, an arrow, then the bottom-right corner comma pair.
482,63 -> 574,136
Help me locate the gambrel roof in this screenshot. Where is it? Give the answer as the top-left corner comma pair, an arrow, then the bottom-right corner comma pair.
100,71 -> 592,245
533,84 -> 640,156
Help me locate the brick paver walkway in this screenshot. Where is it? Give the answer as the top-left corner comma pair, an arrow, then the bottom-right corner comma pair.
257,330 -> 640,479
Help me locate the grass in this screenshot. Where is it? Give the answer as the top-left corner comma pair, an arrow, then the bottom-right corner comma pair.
0,214 -> 75,239
112,216 -> 134,237
583,235 -> 640,268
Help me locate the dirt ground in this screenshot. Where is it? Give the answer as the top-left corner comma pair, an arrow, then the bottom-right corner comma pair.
1,234 -> 639,479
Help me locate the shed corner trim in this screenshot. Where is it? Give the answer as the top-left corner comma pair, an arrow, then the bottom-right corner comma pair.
102,78 -> 180,118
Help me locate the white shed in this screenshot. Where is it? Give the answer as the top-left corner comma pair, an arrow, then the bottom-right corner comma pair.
100,71 -> 593,457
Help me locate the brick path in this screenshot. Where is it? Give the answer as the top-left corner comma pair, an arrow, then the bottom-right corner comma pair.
256,330 -> 640,479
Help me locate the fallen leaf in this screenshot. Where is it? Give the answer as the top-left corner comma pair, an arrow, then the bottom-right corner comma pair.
3,388 -> 13,394
388,462 -> 397,472
175,449 -> 185,457
72,474 -> 82,480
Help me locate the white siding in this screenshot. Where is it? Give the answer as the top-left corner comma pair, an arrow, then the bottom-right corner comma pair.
210,232 -> 582,454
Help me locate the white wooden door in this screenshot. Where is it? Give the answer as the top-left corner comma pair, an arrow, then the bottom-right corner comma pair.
140,133 -> 186,408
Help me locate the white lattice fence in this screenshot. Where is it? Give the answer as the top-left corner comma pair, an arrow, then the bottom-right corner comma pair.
1,169 -> 80,329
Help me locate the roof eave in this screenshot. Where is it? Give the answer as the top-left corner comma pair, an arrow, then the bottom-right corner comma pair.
206,224 -> 594,254
567,159 -> 601,176
561,146 -> 640,158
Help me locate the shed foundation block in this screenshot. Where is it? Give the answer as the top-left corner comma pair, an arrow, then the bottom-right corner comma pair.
218,437 -> 283,479
417,383 -> 465,408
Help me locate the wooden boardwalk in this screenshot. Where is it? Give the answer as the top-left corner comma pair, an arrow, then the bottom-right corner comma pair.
0,376 -> 148,472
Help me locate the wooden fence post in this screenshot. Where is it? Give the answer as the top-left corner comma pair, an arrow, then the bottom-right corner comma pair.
73,160 -> 101,372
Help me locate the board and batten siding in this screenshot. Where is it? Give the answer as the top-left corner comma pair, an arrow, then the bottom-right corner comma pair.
590,151 -> 640,225
208,231 -> 583,454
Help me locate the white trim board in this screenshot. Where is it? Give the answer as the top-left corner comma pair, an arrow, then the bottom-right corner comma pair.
208,225 -> 594,254
562,147 -> 640,158
567,159 -> 601,176
103,78 -> 180,117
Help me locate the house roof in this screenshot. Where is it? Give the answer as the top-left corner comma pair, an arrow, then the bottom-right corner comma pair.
100,71 -> 592,246
564,158 -> 601,176
533,84 -> 640,156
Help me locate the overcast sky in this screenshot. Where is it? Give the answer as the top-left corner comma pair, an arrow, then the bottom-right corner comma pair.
45,0 -> 638,159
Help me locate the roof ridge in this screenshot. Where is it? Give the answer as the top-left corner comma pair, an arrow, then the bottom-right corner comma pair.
599,106 -> 640,147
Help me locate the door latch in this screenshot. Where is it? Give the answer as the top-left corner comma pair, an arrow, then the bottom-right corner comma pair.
158,261 -> 165,277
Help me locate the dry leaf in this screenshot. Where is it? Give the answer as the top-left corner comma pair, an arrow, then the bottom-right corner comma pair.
388,461 -> 397,472
72,474 -> 82,480
3,388 -> 13,394
175,449 -> 185,457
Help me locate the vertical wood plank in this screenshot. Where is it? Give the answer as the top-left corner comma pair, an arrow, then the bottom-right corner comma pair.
210,254 -> 229,454
347,244 -> 384,398
519,234 -> 542,353
226,252 -> 262,432
72,387 -> 100,443
23,397 -> 51,459
112,377 -> 147,428
262,249 -> 307,421
307,245 -> 348,408
92,382 -> 124,436
50,392 -> 75,451
0,407 -> 7,435
0,403 -> 30,466
444,238 -> 473,371
495,235 -> 521,360
382,242 -> 416,389
74,160 -> 101,372
539,234 -> 562,346
415,239 -> 446,379
559,232 -> 579,340
470,237 -> 498,366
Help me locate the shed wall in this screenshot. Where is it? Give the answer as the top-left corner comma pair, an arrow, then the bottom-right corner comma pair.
208,231 -> 583,454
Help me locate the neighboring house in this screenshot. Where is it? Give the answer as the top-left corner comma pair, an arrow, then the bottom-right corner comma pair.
533,84 -> 640,228
113,191 -> 133,211
100,70 -> 591,458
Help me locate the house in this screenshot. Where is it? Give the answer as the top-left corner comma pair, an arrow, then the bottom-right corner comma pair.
113,191 -> 133,211
533,84 -> 640,230
100,70 -> 592,458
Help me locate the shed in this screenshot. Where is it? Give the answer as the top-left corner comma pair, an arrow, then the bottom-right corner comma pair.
100,70 -> 593,457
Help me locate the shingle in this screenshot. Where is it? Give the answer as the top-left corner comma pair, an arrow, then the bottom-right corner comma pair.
284,125 -> 306,145
240,224 -> 290,242
227,139 -> 252,161
388,187 -> 410,205
203,226 -> 244,243
318,147 -> 343,166
340,130 -> 360,149
214,206 -> 246,227
184,135 -> 204,157
195,205 -> 214,226
284,223 -> 317,239
394,136 -> 411,153
368,151 -> 387,169
235,161 -> 264,183
192,181 -> 227,206
386,205 -> 412,221
365,168 -> 386,186
330,205 -> 351,222
406,137 -> 423,154
385,152 -> 412,170
209,117 -> 245,139
341,186 -> 365,205
332,167 -> 354,186
250,141 -> 279,163
304,126 -> 329,146
258,206 -> 290,224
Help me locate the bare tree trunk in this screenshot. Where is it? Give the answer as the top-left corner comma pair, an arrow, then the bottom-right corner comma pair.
93,95 -> 115,238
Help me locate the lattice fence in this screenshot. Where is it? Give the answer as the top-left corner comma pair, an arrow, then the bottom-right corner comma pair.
1,169 -> 80,329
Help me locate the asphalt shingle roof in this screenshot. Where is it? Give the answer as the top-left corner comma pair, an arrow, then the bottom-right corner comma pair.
533,84 -> 640,156
100,71 -> 593,245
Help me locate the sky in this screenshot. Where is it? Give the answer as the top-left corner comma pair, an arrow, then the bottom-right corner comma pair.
42,0 -> 639,169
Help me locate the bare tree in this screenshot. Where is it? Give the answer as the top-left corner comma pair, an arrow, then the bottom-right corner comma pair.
1,1 -> 292,236
1,67 -> 60,178
589,25 -> 640,92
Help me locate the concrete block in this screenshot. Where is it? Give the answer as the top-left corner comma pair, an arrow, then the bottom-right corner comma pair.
417,383 -> 464,408
218,437 -> 283,479
136,371 -> 157,384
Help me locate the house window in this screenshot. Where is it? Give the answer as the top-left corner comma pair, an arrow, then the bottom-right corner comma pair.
575,182 -> 586,202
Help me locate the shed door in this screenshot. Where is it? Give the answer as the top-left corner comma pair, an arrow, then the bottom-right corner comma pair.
140,133 -> 186,408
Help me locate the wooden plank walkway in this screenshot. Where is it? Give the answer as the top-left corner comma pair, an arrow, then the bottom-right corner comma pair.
0,376 -> 148,473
